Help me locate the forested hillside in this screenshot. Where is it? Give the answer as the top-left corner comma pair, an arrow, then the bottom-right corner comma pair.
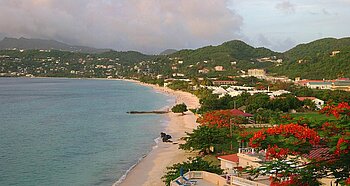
270,37 -> 350,79
1,37 -> 349,79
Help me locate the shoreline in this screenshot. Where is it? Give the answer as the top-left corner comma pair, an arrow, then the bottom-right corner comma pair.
1,76 -> 200,185
115,80 -> 200,186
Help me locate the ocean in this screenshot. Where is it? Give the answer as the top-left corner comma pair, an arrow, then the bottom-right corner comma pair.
0,78 -> 174,186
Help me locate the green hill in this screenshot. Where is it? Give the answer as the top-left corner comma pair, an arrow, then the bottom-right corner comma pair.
97,50 -> 153,65
165,40 -> 281,77
1,37 -> 349,80
270,37 -> 350,79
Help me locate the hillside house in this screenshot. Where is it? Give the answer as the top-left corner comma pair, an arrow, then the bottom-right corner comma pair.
214,66 -> 224,71
297,97 -> 325,109
212,80 -> 237,86
198,68 -> 210,74
330,50 -> 340,57
247,69 -> 266,78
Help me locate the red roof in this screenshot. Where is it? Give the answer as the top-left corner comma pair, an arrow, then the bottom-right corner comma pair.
302,147 -> 332,160
230,109 -> 253,117
217,154 -> 239,163
337,78 -> 349,81
297,97 -> 317,101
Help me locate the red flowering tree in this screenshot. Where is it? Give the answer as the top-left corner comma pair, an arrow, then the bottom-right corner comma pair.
249,124 -> 320,159
197,109 -> 245,128
246,102 -> 350,185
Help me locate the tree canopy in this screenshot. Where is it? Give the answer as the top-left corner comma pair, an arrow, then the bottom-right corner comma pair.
244,102 -> 350,185
171,103 -> 188,115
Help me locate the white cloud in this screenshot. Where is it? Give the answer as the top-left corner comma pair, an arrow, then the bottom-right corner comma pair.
0,0 -> 243,53
275,1 -> 296,14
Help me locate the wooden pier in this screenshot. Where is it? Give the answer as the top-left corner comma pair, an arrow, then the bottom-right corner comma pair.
127,110 -> 169,114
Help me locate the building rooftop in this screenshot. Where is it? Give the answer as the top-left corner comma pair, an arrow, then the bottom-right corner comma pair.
308,81 -> 332,85
230,109 -> 253,117
297,97 -> 318,101
302,147 -> 332,160
217,154 -> 239,163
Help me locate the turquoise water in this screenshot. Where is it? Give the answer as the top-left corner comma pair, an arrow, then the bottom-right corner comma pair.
0,78 -> 174,186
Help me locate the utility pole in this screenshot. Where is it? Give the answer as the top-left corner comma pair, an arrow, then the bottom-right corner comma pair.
230,118 -> 233,151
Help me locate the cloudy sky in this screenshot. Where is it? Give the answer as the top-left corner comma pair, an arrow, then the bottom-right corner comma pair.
0,0 -> 349,54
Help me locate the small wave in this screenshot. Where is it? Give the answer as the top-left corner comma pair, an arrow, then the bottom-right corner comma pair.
153,136 -> 161,149
112,155 -> 145,186
112,136 -> 161,186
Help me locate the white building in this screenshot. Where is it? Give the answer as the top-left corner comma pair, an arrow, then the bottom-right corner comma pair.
214,66 -> 224,71
247,69 -> 266,77
297,97 -> 325,110
307,82 -> 332,89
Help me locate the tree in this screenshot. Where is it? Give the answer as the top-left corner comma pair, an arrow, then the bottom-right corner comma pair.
179,125 -> 232,154
171,103 -> 188,115
162,157 -> 223,186
167,80 -> 190,91
197,109 -> 245,128
245,102 -> 350,185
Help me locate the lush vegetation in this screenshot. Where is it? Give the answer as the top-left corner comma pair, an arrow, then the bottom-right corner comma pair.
171,103 -> 188,115
0,49 -> 153,78
179,126 -> 234,154
270,37 -> 350,79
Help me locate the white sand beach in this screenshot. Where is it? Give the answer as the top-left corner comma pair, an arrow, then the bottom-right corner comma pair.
116,81 -> 200,186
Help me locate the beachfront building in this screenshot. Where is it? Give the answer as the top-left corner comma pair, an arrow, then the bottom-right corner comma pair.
206,85 -> 291,98
170,170 -> 269,186
171,147 -> 270,186
215,146 -> 338,186
218,147 -> 266,174
217,154 -> 239,175
206,86 -> 228,96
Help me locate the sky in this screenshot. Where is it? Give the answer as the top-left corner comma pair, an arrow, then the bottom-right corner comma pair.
0,0 -> 349,54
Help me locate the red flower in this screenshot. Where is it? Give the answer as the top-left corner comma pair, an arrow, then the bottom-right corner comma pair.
345,177 -> 350,185
266,145 -> 291,159
197,110 -> 245,128
249,124 -> 320,159
335,137 -> 350,155
320,102 -> 350,118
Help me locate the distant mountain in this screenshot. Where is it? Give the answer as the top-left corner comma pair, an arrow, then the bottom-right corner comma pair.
97,50 -> 153,65
0,37 -> 110,53
160,49 -> 178,55
270,37 -> 350,79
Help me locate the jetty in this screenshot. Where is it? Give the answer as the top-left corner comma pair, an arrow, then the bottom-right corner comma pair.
127,110 -> 169,114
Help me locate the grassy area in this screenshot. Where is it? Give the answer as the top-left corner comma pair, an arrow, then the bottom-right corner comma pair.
291,112 -> 336,122
203,154 -> 221,166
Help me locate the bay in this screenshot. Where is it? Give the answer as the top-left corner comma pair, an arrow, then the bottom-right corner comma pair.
0,77 -> 174,186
